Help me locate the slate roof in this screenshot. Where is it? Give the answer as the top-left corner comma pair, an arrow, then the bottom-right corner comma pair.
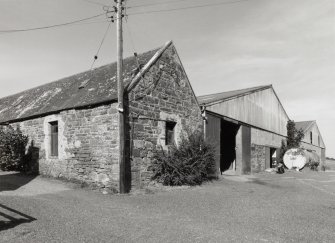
197,85 -> 272,105
0,44 -> 167,124
295,120 -> 315,133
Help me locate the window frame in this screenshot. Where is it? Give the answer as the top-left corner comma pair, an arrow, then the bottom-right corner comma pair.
49,121 -> 59,157
165,121 -> 176,146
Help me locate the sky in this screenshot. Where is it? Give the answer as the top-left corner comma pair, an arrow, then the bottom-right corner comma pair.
0,0 -> 334,157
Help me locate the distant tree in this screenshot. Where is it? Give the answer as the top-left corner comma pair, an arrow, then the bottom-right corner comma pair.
279,120 -> 305,164
286,120 -> 305,149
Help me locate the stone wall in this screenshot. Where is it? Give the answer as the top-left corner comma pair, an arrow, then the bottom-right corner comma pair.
12,104 -> 120,190
251,144 -> 266,173
127,44 -> 203,189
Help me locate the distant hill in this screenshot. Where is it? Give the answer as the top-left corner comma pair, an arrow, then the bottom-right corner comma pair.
326,157 -> 335,161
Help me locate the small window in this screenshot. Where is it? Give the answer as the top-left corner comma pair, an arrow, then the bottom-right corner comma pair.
318,135 -> 320,146
50,121 -> 58,157
165,121 -> 176,145
310,131 -> 313,144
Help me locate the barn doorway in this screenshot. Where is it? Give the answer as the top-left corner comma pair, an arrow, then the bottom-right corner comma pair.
265,147 -> 278,169
220,119 -> 240,173
270,148 -> 277,168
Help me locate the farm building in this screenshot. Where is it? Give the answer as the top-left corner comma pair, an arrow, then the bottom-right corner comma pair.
0,41 -> 202,192
198,85 -> 327,175
295,120 -> 326,163
198,85 -> 290,175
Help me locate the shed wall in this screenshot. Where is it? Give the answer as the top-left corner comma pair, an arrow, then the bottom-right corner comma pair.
301,123 -> 325,148
205,88 -> 289,136
205,113 -> 221,176
300,142 -> 324,162
251,128 -> 285,148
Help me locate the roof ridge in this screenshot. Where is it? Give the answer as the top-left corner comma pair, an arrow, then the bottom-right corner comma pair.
197,84 -> 272,98
296,120 -> 316,123
295,120 -> 316,133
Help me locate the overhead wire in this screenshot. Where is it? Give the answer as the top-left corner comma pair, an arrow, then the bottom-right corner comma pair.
127,0 -> 196,9
124,1 -> 147,84
124,1 -> 155,104
127,0 -> 250,15
89,0 -> 115,70
89,20 -> 113,70
81,0 -> 111,7
70,19 -> 109,26
0,13 -> 106,33
124,0 -> 140,65
0,0 -> 251,34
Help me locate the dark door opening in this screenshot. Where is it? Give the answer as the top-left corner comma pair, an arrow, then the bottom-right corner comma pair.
270,148 -> 277,168
220,119 -> 240,173
265,147 -> 278,169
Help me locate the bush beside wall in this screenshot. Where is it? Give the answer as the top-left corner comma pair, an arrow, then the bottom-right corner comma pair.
150,131 -> 216,186
0,125 -> 29,171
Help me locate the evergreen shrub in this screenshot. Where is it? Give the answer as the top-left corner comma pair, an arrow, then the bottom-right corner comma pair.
0,125 -> 29,171
150,131 -> 217,186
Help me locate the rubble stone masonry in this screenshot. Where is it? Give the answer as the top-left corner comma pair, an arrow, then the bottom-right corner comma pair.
13,104 -> 120,190
251,144 -> 266,173
127,45 -> 202,188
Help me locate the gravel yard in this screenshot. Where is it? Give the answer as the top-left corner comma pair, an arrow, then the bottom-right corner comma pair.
1,170 -> 335,243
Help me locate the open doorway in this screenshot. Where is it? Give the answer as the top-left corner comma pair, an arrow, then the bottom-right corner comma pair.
220,119 -> 240,173
270,148 -> 277,168
266,147 -> 278,169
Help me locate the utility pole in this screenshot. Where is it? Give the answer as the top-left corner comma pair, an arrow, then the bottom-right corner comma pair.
116,0 -> 126,193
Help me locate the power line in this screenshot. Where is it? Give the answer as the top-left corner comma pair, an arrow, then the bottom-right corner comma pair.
71,19 -> 109,26
0,0 -> 250,34
90,20 -> 113,70
127,0 -> 196,9
0,13 -> 106,33
81,0 -> 110,7
127,0 -> 250,15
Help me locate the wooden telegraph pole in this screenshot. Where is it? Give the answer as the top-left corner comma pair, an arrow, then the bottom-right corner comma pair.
116,0 -> 126,193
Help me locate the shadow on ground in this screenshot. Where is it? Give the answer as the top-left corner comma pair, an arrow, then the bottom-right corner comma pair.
0,203 -> 36,232
0,172 -> 37,192
248,178 -> 282,189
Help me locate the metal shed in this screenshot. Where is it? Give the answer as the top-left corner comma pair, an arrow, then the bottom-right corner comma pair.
198,85 -> 290,175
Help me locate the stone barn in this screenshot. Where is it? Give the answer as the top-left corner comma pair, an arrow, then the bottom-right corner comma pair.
198,85 -> 290,175
0,41 -> 202,192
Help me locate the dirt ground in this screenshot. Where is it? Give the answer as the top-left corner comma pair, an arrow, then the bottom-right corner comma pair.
325,159 -> 335,171
1,169 -> 335,243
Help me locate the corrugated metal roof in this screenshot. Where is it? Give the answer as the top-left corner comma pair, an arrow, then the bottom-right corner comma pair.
295,120 -> 315,133
0,46 -> 164,124
197,85 -> 272,105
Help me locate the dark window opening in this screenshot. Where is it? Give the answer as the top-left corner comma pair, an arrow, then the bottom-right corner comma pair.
50,121 -> 59,157
166,121 -> 176,145
310,131 -> 313,144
